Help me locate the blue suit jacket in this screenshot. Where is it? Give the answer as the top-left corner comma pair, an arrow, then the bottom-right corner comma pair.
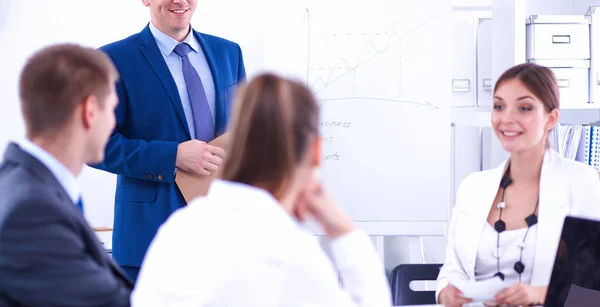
93,25 -> 246,267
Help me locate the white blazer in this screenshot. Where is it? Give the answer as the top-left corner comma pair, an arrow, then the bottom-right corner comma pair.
131,180 -> 392,307
436,150 -> 600,301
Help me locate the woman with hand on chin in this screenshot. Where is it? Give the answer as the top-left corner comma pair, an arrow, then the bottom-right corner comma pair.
131,73 -> 392,307
437,63 -> 600,307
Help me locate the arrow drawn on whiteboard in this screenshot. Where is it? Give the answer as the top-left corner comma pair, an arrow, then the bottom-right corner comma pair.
319,97 -> 439,110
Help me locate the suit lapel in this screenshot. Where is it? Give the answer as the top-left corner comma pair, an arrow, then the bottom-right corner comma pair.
4,143 -> 133,288
139,25 -> 192,139
106,253 -> 134,287
462,161 -> 508,278
71,207 -> 134,287
194,30 -> 225,135
531,150 -> 568,285
463,151 -> 568,283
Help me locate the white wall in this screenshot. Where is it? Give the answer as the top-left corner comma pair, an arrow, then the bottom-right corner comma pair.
453,0 -> 491,8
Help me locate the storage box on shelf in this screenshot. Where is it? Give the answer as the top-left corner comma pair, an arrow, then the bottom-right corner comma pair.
526,14 -> 594,109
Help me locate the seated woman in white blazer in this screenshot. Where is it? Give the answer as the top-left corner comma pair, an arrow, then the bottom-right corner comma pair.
437,63 -> 600,307
131,73 -> 392,307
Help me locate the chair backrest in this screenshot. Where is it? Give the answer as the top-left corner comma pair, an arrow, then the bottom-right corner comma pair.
389,263 -> 442,306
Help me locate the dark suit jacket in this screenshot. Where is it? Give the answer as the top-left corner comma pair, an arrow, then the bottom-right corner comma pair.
0,143 -> 133,306
92,24 -> 246,267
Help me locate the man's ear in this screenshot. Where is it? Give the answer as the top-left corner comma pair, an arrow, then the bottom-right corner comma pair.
141,0 -> 151,7
81,95 -> 98,130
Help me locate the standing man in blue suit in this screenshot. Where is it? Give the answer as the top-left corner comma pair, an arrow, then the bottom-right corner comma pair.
93,0 -> 246,282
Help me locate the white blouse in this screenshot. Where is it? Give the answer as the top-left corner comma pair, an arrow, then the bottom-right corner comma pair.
475,222 -> 538,285
131,180 -> 392,307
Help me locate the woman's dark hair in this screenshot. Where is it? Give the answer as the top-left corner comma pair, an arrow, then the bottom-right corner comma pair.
494,62 -> 560,112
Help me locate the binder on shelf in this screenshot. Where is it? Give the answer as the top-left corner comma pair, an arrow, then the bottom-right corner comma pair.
575,123 -> 600,171
551,124 -> 583,161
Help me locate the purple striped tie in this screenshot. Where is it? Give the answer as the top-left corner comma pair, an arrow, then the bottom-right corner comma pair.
173,43 -> 215,141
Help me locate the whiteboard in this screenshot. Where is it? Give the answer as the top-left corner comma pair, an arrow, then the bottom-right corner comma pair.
262,0 -> 453,224
0,0 -> 452,231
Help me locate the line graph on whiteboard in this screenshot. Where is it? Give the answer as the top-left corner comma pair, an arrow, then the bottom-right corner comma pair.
302,9 -> 440,110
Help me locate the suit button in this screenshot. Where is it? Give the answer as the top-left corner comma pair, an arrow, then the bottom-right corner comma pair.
158,175 -> 164,180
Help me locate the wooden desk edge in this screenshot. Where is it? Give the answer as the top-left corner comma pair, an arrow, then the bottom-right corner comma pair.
93,227 -> 113,232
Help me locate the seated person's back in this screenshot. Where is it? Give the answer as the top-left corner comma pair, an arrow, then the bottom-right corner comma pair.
0,44 -> 132,307
132,73 -> 392,307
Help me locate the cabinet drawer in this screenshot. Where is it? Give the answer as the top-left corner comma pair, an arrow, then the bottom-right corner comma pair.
526,16 -> 590,60
551,67 -> 589,108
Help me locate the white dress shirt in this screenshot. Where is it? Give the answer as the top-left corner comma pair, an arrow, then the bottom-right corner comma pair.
149,21 -> 216,137
18,139 -> 80,204
132,180 -> 392,307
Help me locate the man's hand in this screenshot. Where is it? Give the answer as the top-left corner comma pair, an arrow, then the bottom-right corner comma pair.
176,140 -> 225,176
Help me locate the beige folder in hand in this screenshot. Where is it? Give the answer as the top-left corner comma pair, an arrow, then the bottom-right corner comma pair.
175,133 -> 229,203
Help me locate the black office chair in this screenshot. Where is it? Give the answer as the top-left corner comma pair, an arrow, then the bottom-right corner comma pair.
389,263 -> 442,306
